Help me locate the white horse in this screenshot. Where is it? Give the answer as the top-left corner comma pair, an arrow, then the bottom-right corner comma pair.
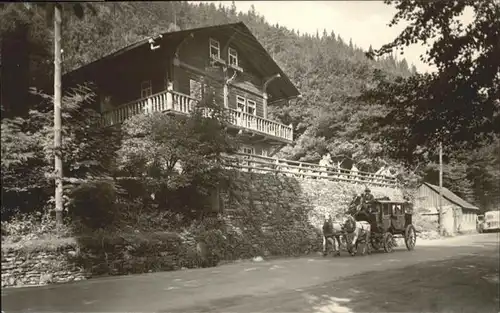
342,214 -> 372,256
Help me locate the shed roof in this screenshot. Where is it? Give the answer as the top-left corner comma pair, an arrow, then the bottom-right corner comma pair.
422,182 -> 479,211
63,22 -> 300,101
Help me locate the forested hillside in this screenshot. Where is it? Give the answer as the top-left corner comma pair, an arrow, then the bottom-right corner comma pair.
1,1 -> 498,210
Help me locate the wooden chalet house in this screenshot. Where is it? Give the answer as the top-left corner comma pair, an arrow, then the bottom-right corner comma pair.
63,22 -> 300,156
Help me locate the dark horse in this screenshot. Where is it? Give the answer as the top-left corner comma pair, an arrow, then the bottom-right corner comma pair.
322,214 -> 345,256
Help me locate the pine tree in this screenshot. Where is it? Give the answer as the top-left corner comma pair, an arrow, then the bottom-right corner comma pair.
229,1 -> 237,19
249,4 -> 256,18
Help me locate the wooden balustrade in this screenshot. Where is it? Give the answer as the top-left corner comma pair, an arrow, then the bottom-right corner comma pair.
226,109 -> 293,141
100,90 -> 293,141
171,91 -> 196,114
223,153 -> 399,187
101,90 -> 173,126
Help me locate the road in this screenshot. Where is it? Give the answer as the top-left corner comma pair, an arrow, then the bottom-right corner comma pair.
2,233 -> 499,313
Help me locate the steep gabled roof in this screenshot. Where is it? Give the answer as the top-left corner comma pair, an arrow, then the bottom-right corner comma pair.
422,182 -> 479,210
63,22 -> 300,101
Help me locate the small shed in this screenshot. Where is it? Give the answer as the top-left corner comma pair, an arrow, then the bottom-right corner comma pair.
414,182 -> 479,235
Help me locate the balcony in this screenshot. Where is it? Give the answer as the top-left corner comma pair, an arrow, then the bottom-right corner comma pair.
101,90 -> 293,142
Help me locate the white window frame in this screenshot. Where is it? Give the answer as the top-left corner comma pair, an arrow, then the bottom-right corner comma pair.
240,145 -> 255,155
261,149 -> 269,157
209,38 -> 220,59
141,80 -> 152,98
246,99 -> 256,116
228,47 -> 238,66
236,95 -> 246,112
235,95 -> 257,116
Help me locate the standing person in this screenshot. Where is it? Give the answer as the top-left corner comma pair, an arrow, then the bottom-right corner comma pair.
319,153 -> 333,177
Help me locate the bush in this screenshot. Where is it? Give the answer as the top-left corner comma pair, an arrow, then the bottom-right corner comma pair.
1,210 -> 72,242
114,197 -> 188,233
68,181 -> 118,230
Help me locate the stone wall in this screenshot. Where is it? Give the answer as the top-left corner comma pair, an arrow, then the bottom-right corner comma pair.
219,172 -> 403,257
2,171 -> 403,288
1,232 -> 199,288
223,171 -> 403,230
1,243 -> 87,288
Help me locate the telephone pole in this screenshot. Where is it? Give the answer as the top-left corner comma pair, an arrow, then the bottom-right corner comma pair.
54,4 -> 64,228
438,141 -> 444,235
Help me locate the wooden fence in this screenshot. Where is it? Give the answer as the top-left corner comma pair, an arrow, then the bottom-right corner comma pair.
223,153 -> 399,188
60,153 -> 398,188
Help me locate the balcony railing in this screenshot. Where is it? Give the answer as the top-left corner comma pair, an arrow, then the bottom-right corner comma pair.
101,90 -> 293,142
223,153 -> 399,188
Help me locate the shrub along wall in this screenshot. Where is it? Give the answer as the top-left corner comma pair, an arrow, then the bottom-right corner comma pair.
2,172 -> 403,288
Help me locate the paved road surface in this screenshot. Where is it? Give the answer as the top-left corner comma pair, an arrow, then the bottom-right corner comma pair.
2,233 -> 499,313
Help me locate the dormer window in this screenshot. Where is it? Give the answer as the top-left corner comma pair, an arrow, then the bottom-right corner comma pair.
228,47 -> 238,66
209,38 -> 220,59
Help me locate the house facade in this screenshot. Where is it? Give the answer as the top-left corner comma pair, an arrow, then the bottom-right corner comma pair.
414,182 -> 479,235
63,22 -> 300,157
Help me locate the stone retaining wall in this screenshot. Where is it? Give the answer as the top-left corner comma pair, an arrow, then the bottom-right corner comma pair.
1,246 -> 87,288
2,171 -> 403,288
223,171 -> 403,231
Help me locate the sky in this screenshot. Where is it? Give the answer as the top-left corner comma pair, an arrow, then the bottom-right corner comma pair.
195,1 -> 471,73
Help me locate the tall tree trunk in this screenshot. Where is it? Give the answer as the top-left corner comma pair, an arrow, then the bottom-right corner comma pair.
54,4 -> 64,228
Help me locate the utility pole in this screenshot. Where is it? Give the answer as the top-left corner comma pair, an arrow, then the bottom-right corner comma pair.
54,4 -> 64,228
438,141 -> 443,235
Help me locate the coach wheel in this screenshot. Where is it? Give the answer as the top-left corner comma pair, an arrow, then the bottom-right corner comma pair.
404,224 -> 417,251
383,232 -> 395,253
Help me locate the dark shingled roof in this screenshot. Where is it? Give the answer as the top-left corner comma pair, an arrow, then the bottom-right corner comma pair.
63,22 -> 300,101
423,182 -> 479,210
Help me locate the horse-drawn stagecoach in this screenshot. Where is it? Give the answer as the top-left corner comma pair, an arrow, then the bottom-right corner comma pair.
353,197 -> 417,253
323,195 -> 417,256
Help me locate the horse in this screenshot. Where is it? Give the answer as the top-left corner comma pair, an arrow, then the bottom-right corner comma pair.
322,214 -> 345,256
342,214 -> 372,256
